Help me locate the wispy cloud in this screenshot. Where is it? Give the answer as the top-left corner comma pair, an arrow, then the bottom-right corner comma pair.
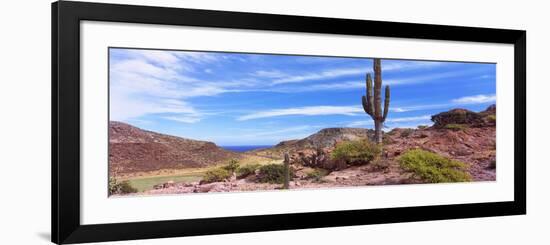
346,115 -> 431,127
391,94 -> 496,113
241,125 -> 321,138
272,68 -> 364,85
237,106 -> 363,121
110,49 -> 240,122
207,125 -> 324,145
270,60 -> 445,85
263,66 -> 486,93
451,94 -> 496,104
388,115 -> 431,122
390,103 -> 451,113
252,70 -> 288,78
162,116 -> 201,123
237,92 -> 496,122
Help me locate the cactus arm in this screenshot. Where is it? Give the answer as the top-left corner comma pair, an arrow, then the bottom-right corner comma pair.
382,85 -> 390,122
361,95 -> 370,115
365,73 -> 374,116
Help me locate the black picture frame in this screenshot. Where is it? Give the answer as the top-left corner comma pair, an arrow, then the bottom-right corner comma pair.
52,1 -> 526,244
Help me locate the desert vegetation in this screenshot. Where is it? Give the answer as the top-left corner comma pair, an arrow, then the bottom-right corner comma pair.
398,149 -> 471,183
331,139 -> 381,165
108,57 -> 496,196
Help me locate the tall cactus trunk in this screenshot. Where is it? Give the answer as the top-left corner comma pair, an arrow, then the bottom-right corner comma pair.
361,58 -> 390,144
283,152 -> 290,189
374,120 -> 383,144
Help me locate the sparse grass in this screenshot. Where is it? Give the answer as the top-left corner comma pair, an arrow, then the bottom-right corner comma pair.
116,156 -> 279,193
331,139 -> 381,165
125,173 -> 203,192
444,124 -> 468,131
398,149 -> 471,183
417,125 -> 429,129
485,114 -> 496,123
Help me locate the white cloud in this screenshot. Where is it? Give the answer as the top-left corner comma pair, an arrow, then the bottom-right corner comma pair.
385,69 -> 475,86
162,116 -> 202,123
382,60 -> 445,72
272,68 -> 364,84
109,94 -> 199,122
346,115 -> 431,127
111,59 -> 179,80
110,49 -> 237,122
241,125 -> 319,138
451,94 -> 496,104
388,94 -> 496,114
390,103 -> 451,113
207,125 -> 324,145
387,115 -> 431,122
237,106 -> 363,121
252,70 -> 288,78
270,60 -> 445,85
136,50 -> 180,66
346,121 -> 372,127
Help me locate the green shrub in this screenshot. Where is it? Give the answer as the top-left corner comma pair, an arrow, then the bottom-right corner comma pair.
417,125 -> 429,129
202,167 -> 231,183
221,159 -> 240,173
305,168 -> 329,182
398,149 -> 472,183
485,114 -> 496,123
331,140 -> 381,165
108,177 -> 138,195
236,164 -> 260,178
257,164 -> 294,184
444,124 -> 468,131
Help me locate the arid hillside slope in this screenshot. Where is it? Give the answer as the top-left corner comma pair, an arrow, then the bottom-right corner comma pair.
109,121 -> 239,174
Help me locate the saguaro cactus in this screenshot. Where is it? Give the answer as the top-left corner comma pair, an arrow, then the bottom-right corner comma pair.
283,152 -> 290,189
361,58 -> 390,144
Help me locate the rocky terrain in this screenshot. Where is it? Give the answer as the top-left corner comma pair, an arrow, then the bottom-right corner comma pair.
250,127 -> 374,160
109,105 -> 498,196
109,121 -> 240,175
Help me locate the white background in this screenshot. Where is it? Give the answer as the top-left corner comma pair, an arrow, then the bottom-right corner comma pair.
81,21 -> 514,224
0,0 -> 548,244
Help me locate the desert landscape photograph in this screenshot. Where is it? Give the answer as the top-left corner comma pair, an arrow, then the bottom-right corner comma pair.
108,48 -> 496,196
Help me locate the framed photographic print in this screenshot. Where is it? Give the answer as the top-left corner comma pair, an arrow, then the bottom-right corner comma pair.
52,1 -> 526,244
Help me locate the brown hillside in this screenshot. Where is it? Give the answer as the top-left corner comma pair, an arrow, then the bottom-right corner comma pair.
251,128 -> 374,159
109,121 -> 239,174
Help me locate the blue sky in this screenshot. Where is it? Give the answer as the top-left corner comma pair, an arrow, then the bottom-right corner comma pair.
109,48 -> 496,146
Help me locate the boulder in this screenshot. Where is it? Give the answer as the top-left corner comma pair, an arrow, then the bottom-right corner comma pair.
431,105 -> 496,128
431,109 -> 484,128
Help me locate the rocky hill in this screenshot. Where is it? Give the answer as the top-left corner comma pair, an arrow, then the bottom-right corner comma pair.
251,105 -> 497,180
109,121 -> 239,174
250,128 -> 374,159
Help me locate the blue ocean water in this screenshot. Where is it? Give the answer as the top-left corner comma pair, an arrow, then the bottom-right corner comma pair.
221,145 -> 273,152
